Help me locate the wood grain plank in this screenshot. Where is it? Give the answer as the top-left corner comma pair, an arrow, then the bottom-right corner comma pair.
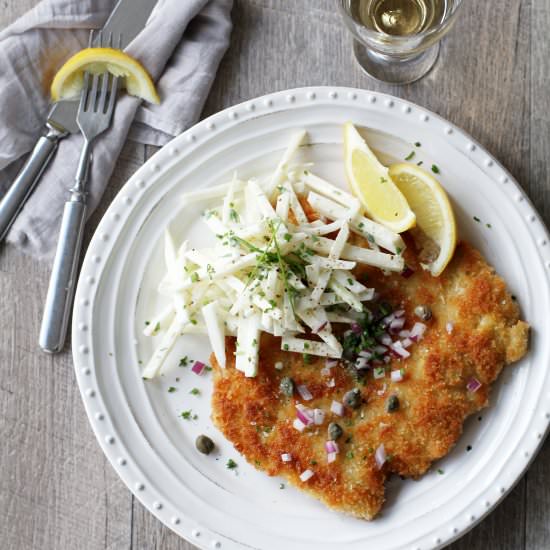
525,1 -> 550,548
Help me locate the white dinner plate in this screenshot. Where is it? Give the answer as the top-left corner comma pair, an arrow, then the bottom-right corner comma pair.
72,87 -> 550,550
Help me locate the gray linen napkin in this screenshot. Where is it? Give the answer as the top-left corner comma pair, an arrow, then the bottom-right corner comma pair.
0,0 -> 233,259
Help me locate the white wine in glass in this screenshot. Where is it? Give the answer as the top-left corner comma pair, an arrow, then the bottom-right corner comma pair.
338,0 -> 463,84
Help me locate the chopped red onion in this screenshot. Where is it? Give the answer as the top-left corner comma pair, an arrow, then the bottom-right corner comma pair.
296,409 -> 312,426
296,404 -> 314,426
313,408 -> 325,425
297,384 -> 313,401
373,367 -> 386,379
351,323 -> 362,335
398,329 -> 410,338
390,340 -> 410,359
274,361 -> 284,370
327,452 -> 337,463
299,469 -> 314,482
374,344 -> 388,354
383,355 -> 391,364
359,350 -> 373,359
330,400 -> 344,416
379,333 -> 392,346
394,309 -> 405,318
355,357 -> 370,369
343,330 -> 353,338
375,444 -> 387,469
325,440 -> 340,454
381,313 -> 395,327
391,369 -> 404,382
312,321 -> 328,334
320,366 -> 331,376
325,359 -> 338,368
446,322 -> 454,334
401,337 -> 413,348
281,453 -> 292,462
389,317 -> 406,332
191,361 -> 206,375
466,377 -> 482,393
401,266 -> 415,278
376,383 -> 387,396
409,322 -> 427,341
293,418 -> 306,432
326,378 -> 336,388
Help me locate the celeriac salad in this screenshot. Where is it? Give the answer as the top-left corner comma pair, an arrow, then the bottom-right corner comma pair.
142,130 -> 409,379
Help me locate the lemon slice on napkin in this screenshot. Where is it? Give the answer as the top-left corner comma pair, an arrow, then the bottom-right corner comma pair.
51,47 -> 159,104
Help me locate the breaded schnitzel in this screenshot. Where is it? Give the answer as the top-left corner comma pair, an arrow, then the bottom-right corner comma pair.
210,241 -> 529,519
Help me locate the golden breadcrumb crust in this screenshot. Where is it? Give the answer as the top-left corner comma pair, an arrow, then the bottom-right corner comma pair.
210,241 -> 529,519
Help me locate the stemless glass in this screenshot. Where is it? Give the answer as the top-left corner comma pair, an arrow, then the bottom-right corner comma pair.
338,0 -> 464,84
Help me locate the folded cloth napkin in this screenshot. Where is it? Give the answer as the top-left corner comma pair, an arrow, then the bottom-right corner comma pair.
0,0 -> 233,259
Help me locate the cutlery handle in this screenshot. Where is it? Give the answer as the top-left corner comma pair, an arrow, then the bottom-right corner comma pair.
0,124 -> 66,242
39,195 -> 87,353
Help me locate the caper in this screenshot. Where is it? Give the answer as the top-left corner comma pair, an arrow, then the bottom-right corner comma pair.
414,304 -> 432,321
386,395 -> 400,412
328,422 -> 343,441
279,376 -> 294,397
195,434 -> 215,455
343,388 -> 362,409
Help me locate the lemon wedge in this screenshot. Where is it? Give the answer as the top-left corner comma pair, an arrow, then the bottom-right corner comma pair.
51,47 -> 159,104
344,122 -> 416,233
389,163 -> 457,276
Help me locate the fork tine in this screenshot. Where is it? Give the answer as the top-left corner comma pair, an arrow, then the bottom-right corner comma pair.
97,29 -> 103,48
106,75 -> 119,117
108,32 -> 113,48
79,72 -> 91,112
87,30 -> 94,48
88,73 -> 101,112
98,72 -> 110,113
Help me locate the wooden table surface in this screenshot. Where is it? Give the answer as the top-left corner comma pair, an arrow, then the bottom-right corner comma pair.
1,1 -> 549,549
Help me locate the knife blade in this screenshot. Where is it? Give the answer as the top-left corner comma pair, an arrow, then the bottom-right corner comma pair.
0,0 -> 159,242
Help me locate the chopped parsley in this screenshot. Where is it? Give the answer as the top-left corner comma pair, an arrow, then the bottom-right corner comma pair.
190,388 -> 200,395
179,356 -> 190,367
144,321 -> 150,326
206,264 -> 215,279
380,177 -> 387,183
417,160 -> 424,166
229,208 -> 240,223
486,223 -> 492,228
405,151 -> 415,161
168,386 -> 177,393
153,322 -> 161,333
283,344 -> 289,351
303,353 -> 312,364
181,410 -> 197,420
226,458 -> 238,470
191,272 -> 200,283
431,164 -> 440,174
473,216 -> 481,222
415,142 -> 421,147
279,483 -> 285,489
437,468 -> 445,475
346,451 -> 354,459
466,445 -> 472,452
283,233 -> 292,242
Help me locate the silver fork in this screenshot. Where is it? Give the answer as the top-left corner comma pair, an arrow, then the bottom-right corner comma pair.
39,33 -> 119,353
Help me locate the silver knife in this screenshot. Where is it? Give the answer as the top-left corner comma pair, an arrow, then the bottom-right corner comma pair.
0,0 -> 158,243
